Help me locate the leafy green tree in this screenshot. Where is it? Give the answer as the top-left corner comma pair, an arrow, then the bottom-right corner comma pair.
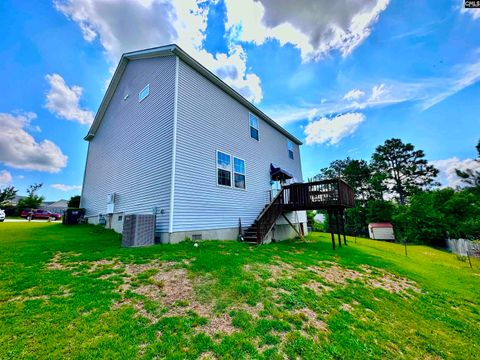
371,138 -> 439,204
393,188 -> 480,245
366,200 -> 394,223
345,203 -> 368,236
314,158 -> 352,180
16,183 -> 44,211
0,186 -> 17,206
315,158 -> 381,201
68,195 -> 81,208
343,159 -> 377,201
455,140 -> 480,187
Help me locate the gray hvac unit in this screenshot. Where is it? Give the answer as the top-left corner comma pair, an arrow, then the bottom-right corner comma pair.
122,214 -> 156,247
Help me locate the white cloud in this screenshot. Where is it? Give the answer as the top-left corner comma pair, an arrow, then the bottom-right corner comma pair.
54,0 -> 262,103
45,74 -> 94,125
0,170 -> 13,186
0,112 -> 68,173
370,83 -> 387,100
343,89 -> 365,101
304,112 -> 365,145
421,59 -> 480,110
224,0 -> 389,60
431,157 -> 480,188
51,183 -> 82,192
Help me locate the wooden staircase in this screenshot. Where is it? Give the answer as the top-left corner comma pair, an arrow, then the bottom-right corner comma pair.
243,188 -> 286,244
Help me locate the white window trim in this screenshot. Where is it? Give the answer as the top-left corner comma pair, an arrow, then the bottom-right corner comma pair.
249,112 -> 259,141
139,84 -> 150,102
216,150 -> 233,188
233,156 -> 247,191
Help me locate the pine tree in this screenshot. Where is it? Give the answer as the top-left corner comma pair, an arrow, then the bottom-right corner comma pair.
371,138 -> 439,204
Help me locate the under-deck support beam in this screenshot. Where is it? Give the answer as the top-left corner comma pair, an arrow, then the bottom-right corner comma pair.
328,209 -> 335,250
335,210 -> 342,247
341,209 -> 347,245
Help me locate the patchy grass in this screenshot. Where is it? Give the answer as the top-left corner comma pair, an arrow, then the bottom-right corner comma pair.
0,222 -> 479,359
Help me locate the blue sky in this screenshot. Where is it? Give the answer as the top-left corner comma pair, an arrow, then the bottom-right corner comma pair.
0,0 -> 479,200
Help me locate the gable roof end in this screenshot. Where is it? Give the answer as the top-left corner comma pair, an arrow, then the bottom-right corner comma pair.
85,44 -> 302,145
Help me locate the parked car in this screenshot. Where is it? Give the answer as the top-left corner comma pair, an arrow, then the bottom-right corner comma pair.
0,209 -> 5,222
20,209 -> 62,220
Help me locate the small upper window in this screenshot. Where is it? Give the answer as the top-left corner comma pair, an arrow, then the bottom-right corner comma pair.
249,113 -> 259,141
138,84 -> 150,102
234,157 -> 246,189
217,151 -> 232,187
288,141 -> 294,160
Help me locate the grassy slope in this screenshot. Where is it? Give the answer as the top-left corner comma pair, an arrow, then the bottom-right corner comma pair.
0,223 -> 479,359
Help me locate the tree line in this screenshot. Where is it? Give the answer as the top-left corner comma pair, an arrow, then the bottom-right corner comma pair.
312,138 -> 480,247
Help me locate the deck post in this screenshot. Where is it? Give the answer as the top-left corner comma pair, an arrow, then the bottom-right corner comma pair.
335,209 -> 342,247
341,209 -> 347,245
328,209 -> 335,250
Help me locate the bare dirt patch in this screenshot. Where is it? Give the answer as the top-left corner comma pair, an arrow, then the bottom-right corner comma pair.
294,307 -> 328,332
303,280 -> 333,294
46,251 -> 81,270
308,264 -> 364,285
308,263 -> 420,295
112,260 -> 236,335
340,303 -> 353,312
367,273 -> 420,294
199,351 -> 218,360
9,286 -> 71,302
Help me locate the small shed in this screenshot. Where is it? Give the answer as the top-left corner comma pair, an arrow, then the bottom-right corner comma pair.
368,222 -> 395,241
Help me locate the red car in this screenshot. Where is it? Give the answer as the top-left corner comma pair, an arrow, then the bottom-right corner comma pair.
20,209 -> 62,220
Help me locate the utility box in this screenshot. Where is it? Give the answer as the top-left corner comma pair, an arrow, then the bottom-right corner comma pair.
122,214 -> 156,247
62,208 -> 85,225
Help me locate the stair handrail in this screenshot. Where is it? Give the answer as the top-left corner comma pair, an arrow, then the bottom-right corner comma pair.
255,188 -> 286,243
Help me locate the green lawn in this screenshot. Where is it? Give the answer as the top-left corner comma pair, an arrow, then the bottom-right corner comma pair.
1,223 -> 479,359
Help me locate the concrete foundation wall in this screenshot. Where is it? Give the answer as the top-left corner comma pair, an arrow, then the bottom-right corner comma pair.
86,213 -> 307,245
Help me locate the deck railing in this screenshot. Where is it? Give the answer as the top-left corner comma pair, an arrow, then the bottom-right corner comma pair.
283,178 -> 355,210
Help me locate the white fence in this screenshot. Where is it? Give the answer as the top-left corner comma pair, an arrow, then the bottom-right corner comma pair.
447,238 -> 480,257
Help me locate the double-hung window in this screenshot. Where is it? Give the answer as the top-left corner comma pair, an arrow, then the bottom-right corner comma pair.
217,151 -> 232,187
288,140 -> 294,160
249,113 -> 259,140
233,157 -> 246,189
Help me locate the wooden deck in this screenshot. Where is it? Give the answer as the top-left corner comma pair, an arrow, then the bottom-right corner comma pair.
243,179 -> 355,245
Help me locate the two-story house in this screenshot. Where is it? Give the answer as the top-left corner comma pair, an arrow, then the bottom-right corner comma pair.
81,44 -> 307,243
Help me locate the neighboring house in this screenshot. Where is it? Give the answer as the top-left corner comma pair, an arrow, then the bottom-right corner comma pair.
10,195 -> 26,206
44,199 -> 69,214
81,44 -> 308,243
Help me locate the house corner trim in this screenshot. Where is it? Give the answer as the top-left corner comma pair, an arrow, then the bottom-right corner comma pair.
169,56 -> 179,233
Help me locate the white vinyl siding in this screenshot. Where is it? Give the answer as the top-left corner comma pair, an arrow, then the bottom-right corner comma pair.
81,56 -> 175,232
174,59 -> 303,232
